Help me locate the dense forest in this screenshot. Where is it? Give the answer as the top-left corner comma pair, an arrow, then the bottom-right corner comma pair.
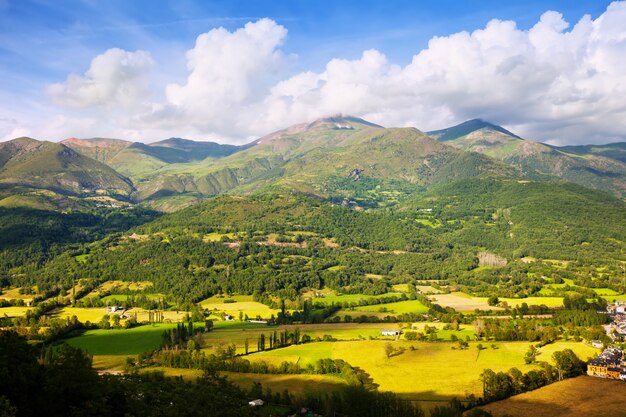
2,178 -> 624,306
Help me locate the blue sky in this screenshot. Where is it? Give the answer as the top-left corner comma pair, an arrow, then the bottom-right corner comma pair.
1,0 -> 624,144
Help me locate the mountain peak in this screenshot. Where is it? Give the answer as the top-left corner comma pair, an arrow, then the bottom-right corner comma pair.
307,115 -> 383,130
428,119 -> 521,142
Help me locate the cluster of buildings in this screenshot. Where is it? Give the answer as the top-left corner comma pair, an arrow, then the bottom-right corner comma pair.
587,347 -> 626,380
605,301 -> 626,339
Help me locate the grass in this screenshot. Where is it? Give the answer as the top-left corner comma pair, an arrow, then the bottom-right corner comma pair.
251,340 -> 598,401
0,287 -> 36,301
51,307 -> 109,323
311,292 -> 403,306
201,323 -> 403,354
66,323 -> 177,356
222,372 -> 345,396
142,366 -> 347,397
99,293 -> 165,303
477,376 -> 626,417
431,292 -> 563,312
592,288 -> 620,296
0,306 -> 30,317
199,295 -> 283,319
353,299 -> 429,315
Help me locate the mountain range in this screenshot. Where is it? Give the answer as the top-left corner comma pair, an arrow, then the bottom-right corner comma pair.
1,116 -> 624,211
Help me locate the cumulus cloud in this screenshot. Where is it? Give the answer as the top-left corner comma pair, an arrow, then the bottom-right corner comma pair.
37,2 -> 626,145
47,48 -> 153,109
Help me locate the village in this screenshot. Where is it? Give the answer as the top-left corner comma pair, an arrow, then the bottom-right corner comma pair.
586,301 -> 626,380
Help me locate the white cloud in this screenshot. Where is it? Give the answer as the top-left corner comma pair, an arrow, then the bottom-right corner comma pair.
47,48 -> 153,109
34,3 -> 626,145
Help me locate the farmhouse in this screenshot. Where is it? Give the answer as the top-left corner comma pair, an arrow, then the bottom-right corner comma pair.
248,399 -> 264,407
591,340 -> 604,349
108,305 -> 123,313
381,330 -> 400,336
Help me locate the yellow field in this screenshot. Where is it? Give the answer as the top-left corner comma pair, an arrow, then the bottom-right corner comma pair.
476,376 -> 626,417
252,340 -> 598,401
222,372 -> 346,396
139,367 -> 346,396
431,292 -> 563,312
127,308 -> 188,323
83,280 -> 154,298
92,355 -> 127,370
0,287 -> 36,302
199,295 -> 282,319
50,306 -> 187,324
50,307 -> 108,323
0,306 -> 30,317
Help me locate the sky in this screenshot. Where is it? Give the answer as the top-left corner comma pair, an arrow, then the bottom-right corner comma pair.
1,0 -> 625,145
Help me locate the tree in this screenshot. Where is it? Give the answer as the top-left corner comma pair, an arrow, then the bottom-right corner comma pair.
204,319 -> 213,332
553,349 -> 583,380
384,342 -> 395,358
524,345 -> 538,364
487,296 -> 499,306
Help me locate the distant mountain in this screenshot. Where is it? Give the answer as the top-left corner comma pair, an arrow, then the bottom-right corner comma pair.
0,137 -> 135,208
427,119 -> 521,142
64,137 -> 247,181
134,116 -> 516,208
554,142 -> 626,165
427,120 -> 626,198
61,137 -> 132,163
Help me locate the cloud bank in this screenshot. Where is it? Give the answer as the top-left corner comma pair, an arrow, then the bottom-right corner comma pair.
25,2 -> 626,144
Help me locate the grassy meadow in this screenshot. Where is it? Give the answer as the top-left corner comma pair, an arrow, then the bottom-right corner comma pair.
66,323 -> 177,356
199,295 -> 283,319
250,340 -> 599,401
431,292 -> 563,312
0,306 -> 31,317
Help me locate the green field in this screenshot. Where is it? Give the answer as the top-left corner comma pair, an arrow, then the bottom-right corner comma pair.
311,292 -> 403,306
66,323 -> 177,356
352,299 -> 429,315
200,323 -> 408,354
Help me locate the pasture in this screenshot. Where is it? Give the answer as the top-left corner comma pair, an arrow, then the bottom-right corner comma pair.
66,323 -> 176,356
141,367 -> 346,397
476,376 -> 626,417
251,340 -> 598,401
50,306 -> 189,324
0,306 -> 30,317
0,287 -> 36,302
199,295 -> 283,319
431,292 -> 563,312
200,322 -> 409,354
310,292 -> 403,306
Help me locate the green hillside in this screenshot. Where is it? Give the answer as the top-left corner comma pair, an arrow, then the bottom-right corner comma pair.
427,121 -> 626,198
0,137 -> 135,202
61,138 -> 131,162
134,117 -> 515,208
555,142 -> 626,164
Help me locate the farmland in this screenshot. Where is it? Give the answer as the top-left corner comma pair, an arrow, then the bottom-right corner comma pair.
431,292 -> 563,312
199,295 -> 283,319
476,376 -> 626,417
66,323 -> 177,356
250,340 -> 598,401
